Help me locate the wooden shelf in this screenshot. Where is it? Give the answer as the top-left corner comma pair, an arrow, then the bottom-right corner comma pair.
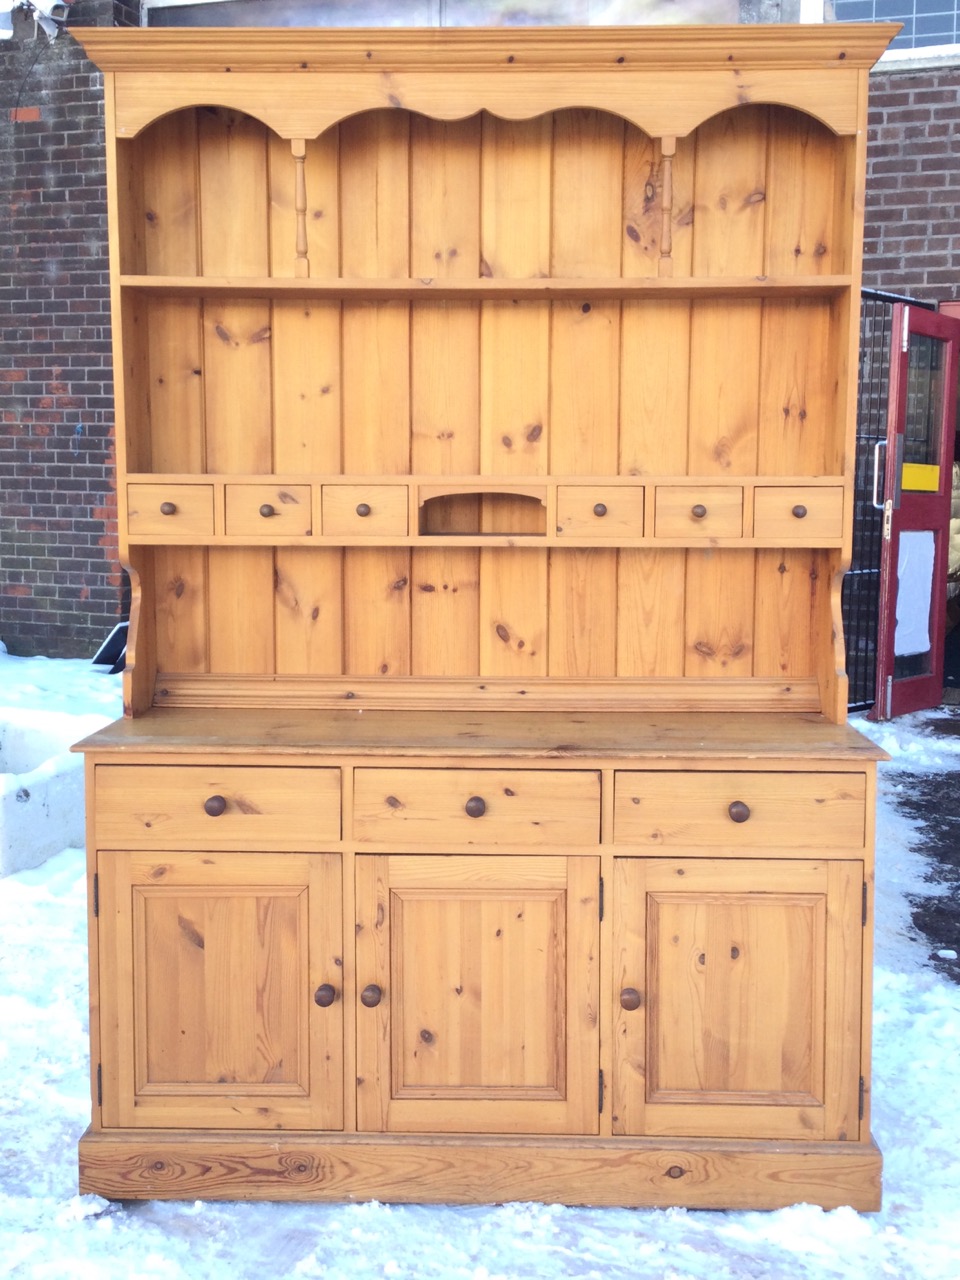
119,274 -> 853,300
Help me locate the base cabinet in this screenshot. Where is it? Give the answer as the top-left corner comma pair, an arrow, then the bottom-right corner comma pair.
611,858 -> 864,1141
355,854 -> 600,1135
81,738 -> 881,1209
97,850 -> 344,1131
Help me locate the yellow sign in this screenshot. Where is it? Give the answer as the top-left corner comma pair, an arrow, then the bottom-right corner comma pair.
902,462 -> 940,492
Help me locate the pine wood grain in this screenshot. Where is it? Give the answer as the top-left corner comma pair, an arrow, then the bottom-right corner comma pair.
409,117 -> 482,676
614,857 -> 864,1141
77,1129 -> 882,1210
99,851 -> 342,1130
151,546 -> 208,674
356,853 -> 600,1134
764,107 -> 838,277
140,110 -> 199,276
274,547 -> 344,675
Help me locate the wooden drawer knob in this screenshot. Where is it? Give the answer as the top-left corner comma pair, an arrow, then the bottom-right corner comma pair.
792,504 -> 808,519
620,987 -> 642,1011
159,501 -> 177,516
360,983 -> 383,1008
593,503 -> 608,517
691,504 -> 708,520
356,503 -> 372,517
464,795 -> 487,818
203,794 -> 227,817
313,984 -> 337,1008
259,503 -> 276,518
728,800 -> 751,823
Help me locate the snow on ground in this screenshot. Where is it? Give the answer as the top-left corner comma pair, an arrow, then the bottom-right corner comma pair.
1,652 -> 959,1279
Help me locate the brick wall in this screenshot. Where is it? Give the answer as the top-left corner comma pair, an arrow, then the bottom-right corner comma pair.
864,64 -> 960,303
1,14 -> 958,657
0,0 -> 122,658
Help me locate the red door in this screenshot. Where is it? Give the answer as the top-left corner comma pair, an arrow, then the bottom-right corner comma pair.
873,305 -> 960,720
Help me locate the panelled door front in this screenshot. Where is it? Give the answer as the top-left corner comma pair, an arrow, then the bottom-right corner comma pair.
355,854 -> 600,1134
612,858 -> 864,1141
98,851 -> 343,1130
875,304 -> 960,718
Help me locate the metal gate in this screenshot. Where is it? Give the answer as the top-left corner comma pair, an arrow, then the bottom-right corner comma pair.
842,289 -> 936,711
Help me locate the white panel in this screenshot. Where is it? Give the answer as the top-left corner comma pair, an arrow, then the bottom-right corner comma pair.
895,530 -> 936,657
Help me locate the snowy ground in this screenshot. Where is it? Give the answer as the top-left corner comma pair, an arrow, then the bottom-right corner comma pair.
1,651 -> 959,1280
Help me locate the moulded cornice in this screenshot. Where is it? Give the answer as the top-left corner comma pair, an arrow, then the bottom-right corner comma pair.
74,22 -> 901,74
74,23 -> 900,140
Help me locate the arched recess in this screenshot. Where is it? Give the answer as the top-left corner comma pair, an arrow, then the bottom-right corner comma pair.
117,99 -> 850,282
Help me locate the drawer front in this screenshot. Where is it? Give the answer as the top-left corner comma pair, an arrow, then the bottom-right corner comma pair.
613,771 -> 866,849
95,765 -> 340,850
354,768 -> 600,845
654,486 -> 743,538
753,486 -> 844,540
127,484 -> 214,537
225,484 -> 312,536
556,486 -> 644,537
322,485 -> 409,536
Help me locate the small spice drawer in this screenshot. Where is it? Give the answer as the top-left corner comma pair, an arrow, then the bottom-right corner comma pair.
613,771 -> 866,850
654,486 -> 743,538
353,768 -> 601,846
127,483 -> 214,537
95,764 -> 341,850
322,485 -> 409,536
225,484 -> 312,536
556,486 -> 645,537
753,486 -> 844,540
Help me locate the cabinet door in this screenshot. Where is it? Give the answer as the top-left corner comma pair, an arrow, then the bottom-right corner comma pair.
356,854 -> 600,1134
98,851 -> 343,1130
612,858 -> 863,1141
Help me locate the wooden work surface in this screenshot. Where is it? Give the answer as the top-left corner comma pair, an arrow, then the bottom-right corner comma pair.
75,708 -> 886,761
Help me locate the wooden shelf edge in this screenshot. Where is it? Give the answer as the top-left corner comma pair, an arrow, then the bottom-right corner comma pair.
126,535 -> 846,550
152,674 -> 822,713
119,273 -> 853,299
78,1128 -> 883,1210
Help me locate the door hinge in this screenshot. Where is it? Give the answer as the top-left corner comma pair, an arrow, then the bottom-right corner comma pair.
901,305 -> 910,353
598,875 -> 604,922
598,1068 -> 604,1114
96,1063 -> 102,1108
93,872 -> 99,918
859,1075 -> 865,1122
862,882 -> 868,926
